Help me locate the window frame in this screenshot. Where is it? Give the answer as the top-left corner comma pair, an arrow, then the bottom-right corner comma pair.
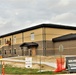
31,32 -> 34,40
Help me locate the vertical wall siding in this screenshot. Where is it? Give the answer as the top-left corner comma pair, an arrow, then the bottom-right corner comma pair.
45,41 -> 55,56
36,41 -> 44,55
1,41 -> 44,57
0,28 -> 43,57
24,28 -> 43,42
53,40 -> 76,55
45,28 -> 76,56
1,27 -> 76,57
2,45 -> 12,57
45,28 -> 76,40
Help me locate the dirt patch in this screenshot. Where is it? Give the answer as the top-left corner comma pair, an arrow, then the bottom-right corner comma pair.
2,55 -> 65,71
3,61 -> 55,71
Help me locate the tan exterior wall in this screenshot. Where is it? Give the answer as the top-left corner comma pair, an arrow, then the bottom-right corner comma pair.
0,33 -> 23,47
2,36 -> 12,46
24,28 -> 43,42
13,33 -> 22,45
45,28 -> 76,40
1,27 -> 76,47
0,38 -> 2,46
1,27 -> 76,57
0,28 -> 44,57
53,40 -> 76,55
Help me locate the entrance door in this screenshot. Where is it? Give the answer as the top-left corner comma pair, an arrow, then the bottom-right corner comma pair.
28,47 -> 36,56
31,47 -> 36,56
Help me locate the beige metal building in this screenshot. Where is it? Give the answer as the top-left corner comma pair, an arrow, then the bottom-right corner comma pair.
0,23 -> 76,57
52,33 -> 76,55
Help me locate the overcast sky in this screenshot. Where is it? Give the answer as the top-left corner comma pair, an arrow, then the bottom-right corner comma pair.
0,0 -> 76,35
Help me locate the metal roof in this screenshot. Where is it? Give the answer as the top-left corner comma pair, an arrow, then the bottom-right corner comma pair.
0,23 -> 76,38
52,33 -> 76,42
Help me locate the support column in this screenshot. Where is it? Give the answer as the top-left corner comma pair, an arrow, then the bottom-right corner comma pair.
42,27 -> 46,56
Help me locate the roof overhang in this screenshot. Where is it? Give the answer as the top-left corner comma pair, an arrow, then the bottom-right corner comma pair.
52,33 -> 76,42
20,42 -> 38,48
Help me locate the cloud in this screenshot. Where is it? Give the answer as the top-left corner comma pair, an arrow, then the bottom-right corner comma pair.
0,0 -> 76,35
51,12 -> 76,26
58,0 -> 70,6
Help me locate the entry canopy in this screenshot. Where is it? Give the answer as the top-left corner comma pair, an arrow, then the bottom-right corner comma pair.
20,42 -> 38,48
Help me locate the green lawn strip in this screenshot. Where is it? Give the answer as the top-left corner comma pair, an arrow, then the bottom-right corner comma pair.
5,64 -> 67,74
5,65 -> 38,74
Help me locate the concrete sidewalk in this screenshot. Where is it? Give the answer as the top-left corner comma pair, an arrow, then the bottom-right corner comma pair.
1,58 -> 57,68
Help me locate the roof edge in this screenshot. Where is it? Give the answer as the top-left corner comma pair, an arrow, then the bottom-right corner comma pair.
0,23 -> 76,38
52,33 -> 76,42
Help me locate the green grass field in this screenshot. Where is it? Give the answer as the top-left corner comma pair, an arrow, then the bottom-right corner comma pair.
5,65 -> 38,74
4,64 -> 67,74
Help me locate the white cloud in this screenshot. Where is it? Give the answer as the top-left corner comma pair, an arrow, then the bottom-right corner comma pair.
51,12 -> 76,26
58,0 -> 70,6
0,0 -> 76,35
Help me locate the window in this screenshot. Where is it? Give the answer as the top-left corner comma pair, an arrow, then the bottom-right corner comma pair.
5,50 -> 6,54
31,33 -> 34,40
14,36 -> 16,43
14,49 -> 16,54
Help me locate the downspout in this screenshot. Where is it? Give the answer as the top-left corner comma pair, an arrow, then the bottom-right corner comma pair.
42,27 -> 46,56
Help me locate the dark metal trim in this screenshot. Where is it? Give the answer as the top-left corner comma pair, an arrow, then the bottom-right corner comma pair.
0,23 -> 76,38
52,33 -> 76,42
